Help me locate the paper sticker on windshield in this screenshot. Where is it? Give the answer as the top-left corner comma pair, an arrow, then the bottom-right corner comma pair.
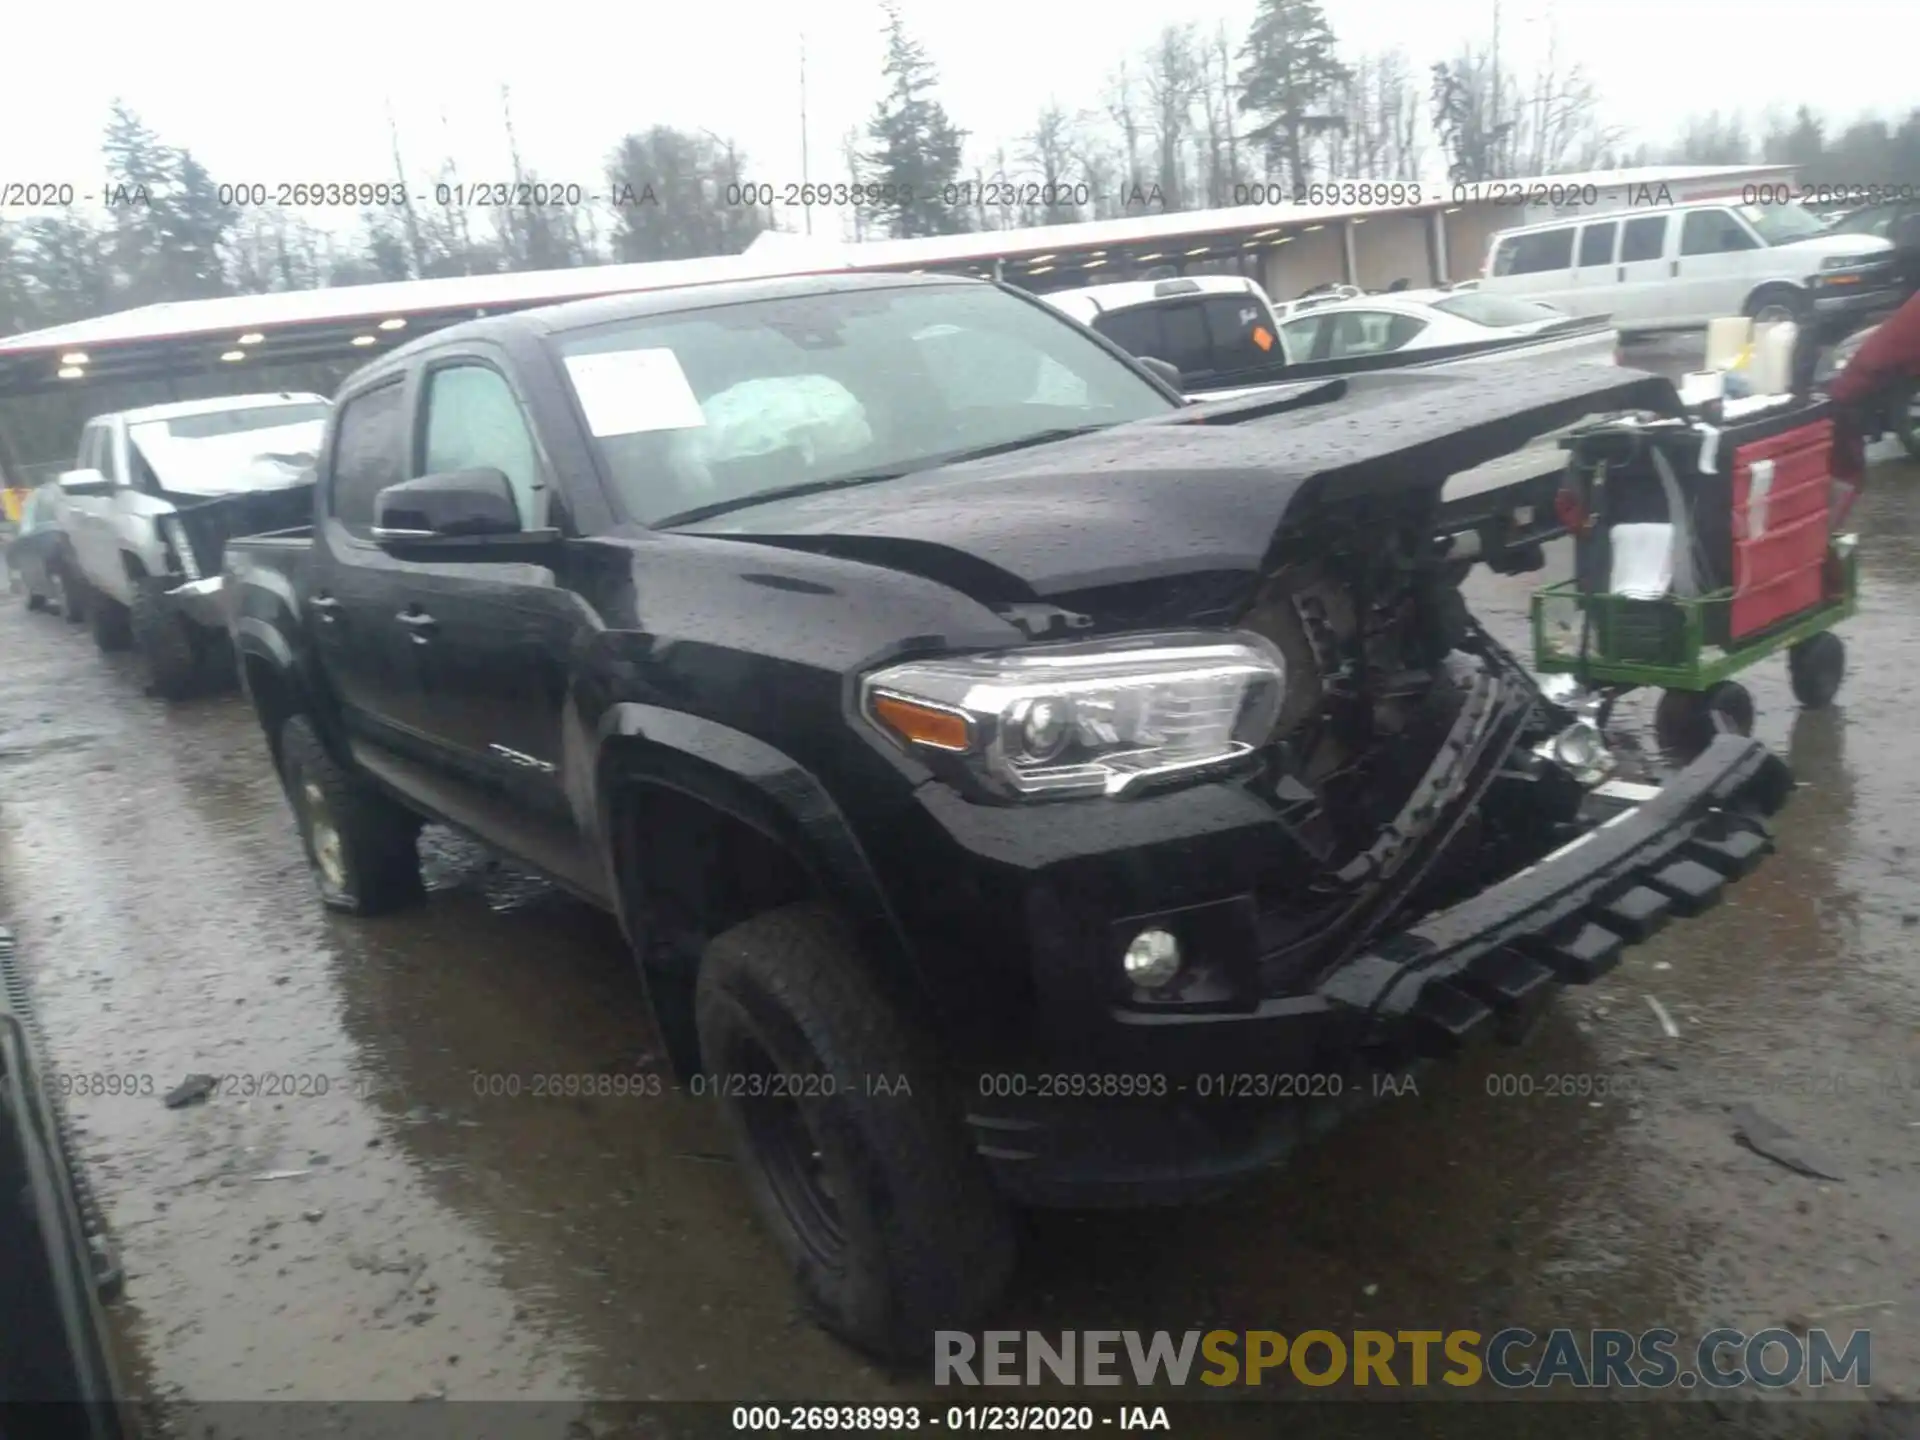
1251,325 -> 1275,351
564,349 -> 706,437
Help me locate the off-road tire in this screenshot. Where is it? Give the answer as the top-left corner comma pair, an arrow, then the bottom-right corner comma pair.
129,578 -> 201,700
1788,631 -> 1846,709
89,593 -> 131,652
695,903 -> 1015,1359
278,714 -> 424,916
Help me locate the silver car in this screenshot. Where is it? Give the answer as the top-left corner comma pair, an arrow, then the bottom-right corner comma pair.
54,393 -> 330,697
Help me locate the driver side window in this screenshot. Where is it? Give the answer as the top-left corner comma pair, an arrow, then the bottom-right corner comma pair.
421,364 -> 542,528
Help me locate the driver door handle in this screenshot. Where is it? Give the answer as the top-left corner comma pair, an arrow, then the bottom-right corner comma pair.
396,608 -> 438,644
310,594 -> 341,624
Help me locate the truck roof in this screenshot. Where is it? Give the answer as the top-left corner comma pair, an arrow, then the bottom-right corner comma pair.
358,272 -> 987,378
111,392 -> 330,425
1038,275 -> 1265,326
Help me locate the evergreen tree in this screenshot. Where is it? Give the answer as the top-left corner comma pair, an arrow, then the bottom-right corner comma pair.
860,3 -> 969,238
1237,0 -> 1350,191
163,150 -> 238,298
605,125 -> 764,262
100,100 -> 178,303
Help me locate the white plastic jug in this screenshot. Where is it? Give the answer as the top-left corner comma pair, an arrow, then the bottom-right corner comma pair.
1749,321 -> 1799,395
1705,316 -> 1753,371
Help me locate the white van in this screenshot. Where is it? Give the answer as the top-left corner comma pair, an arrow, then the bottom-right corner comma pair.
1479,199 -> 1900,333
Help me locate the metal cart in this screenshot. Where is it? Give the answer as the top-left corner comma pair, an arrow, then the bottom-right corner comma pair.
1529,400 -> 1857,756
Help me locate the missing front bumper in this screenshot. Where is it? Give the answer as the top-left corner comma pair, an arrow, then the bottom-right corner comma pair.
967,733 -> 1790,1205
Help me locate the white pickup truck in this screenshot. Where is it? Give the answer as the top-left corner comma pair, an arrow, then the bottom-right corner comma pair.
53,393 -> 330,697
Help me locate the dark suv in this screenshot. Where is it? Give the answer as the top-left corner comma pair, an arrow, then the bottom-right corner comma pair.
225,273 -> 1790,1358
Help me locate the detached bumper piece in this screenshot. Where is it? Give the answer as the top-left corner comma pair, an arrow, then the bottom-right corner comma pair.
1319,732 -> 1791,1067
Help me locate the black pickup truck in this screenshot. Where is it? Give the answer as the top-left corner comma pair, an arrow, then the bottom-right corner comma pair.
224,273 -> 1792,1358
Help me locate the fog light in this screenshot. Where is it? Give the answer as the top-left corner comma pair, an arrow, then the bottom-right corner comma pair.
1122,927 -> 1182,989
1552,720 -> 1606,771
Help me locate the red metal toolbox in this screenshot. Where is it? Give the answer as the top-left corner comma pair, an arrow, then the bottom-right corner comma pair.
1728,417 -> 1834,640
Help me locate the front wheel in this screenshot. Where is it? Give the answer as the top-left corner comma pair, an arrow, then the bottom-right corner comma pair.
695,903 -> 1015,1359
129,578 -> 202,699
1745,286 -> 1806,328
278,715 -> 424,915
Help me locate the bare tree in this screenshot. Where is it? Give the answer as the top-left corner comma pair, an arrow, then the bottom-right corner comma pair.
1195,22 -> 1248,206
1023,103 -> 1085,224
385,102 -> 427,279
1104,62 -> 1147,200
1669,110 -> 1754,165
1514,26 -> 1623,175
1142,25 -> 1203,210
841,126 -> 868,241
1329,49 -> 1423,180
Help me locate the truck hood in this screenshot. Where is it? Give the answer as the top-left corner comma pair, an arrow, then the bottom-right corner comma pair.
672,360 -> 1681,611
1778,232 -> 1894,259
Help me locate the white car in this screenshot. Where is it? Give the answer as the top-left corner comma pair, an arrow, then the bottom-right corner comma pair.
1269,289 -> 1619,373
54,392 -> 331,696
1478,198 -> 1901,334
1037,275 -> 1615,399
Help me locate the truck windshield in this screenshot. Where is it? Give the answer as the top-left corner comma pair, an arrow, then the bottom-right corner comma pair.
1736,202 -> 1828,246
129,407 -> 330,495
553,282 -> 1177,526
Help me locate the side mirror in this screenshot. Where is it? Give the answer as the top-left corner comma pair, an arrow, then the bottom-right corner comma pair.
58,467 -> 113,498
371,468 -> 558,559
1137,355 -> 1185,391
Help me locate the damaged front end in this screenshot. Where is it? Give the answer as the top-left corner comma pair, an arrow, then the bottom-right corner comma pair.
1240,485 -> 1623,991
155,479 -> 316,627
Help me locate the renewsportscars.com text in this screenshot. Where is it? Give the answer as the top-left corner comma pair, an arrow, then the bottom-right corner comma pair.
934,1328 -> 1871,1390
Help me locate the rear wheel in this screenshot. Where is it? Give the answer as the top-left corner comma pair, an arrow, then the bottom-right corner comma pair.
695,903 -> 1015,1359
24,591 -> 47,612
278,715 -> 424,915
1788,631 -> 1846,708
129,578 -> 201,700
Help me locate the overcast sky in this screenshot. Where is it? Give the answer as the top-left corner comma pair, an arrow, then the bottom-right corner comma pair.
3,0 -> 1910,235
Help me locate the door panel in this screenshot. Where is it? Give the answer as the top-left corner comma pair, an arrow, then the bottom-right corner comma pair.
311,379 -> 431,793
399,356 -> 595,890
1671,208 -> 1764,325
1612,215 -> 1673,327
1567,220 -> 1620,317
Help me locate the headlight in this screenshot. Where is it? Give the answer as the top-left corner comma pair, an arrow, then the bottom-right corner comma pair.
861,632 -> 1287,799
1820,254 -> 1878,271
160,514 -> 201,579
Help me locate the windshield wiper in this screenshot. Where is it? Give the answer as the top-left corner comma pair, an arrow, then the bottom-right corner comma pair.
653,424 -> 1117,529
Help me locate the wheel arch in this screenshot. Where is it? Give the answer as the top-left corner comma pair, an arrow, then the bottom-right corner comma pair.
594,705 -> 921,1080
1743,279 -> 1808,318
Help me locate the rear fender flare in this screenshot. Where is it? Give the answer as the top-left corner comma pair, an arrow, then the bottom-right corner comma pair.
232,617 -> 346,766
593,703 -> 918,1002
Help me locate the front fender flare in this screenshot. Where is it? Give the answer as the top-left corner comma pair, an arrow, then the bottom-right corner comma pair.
593,704 -> 915,990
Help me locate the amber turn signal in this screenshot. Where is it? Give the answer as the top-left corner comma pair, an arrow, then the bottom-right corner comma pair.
870,693 -> 974,752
